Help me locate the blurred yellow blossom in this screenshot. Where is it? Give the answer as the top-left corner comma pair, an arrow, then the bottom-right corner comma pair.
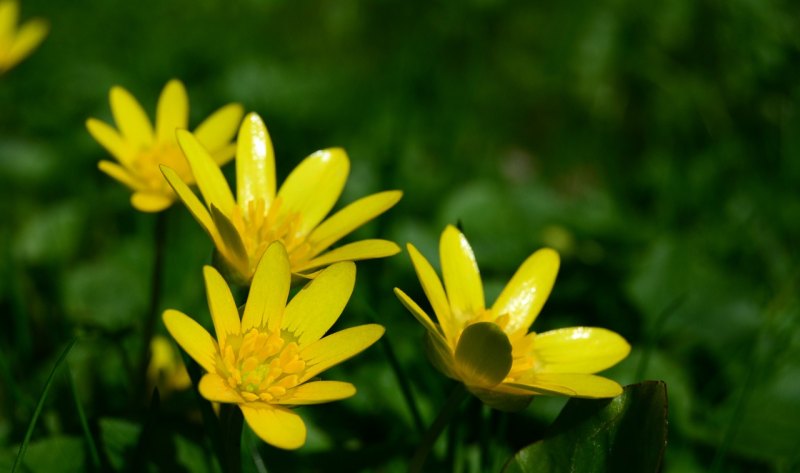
395,225 -> 630,411
147,335 -> 191,394
163,241 -> 384,449
87,79 -> 243,212
0,0 -> 47,73
162,112 -> 401,283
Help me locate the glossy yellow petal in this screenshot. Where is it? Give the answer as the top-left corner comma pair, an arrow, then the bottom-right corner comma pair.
454,322 -> 512,388
162,309 -> 217,374
199,373 -> 242,403
242,241 -> 290,333
276,381 -> 356,405
282,262 -> 355,346
194,103 -> 244,154
407,243 -> 456,343
300,324 -> 384,382
393,288 -> 445,342
98,160 -> 142,191
492,248 -> 560,334
131,192 -> 173,212
176,129 -> 235,214
211,143 -> 237,166
86,119 -> 135,166
308,190 -> 403,254
155,79 -> 188,143
440,225 -> 484,323
276,148 -> 349,236
4,18 -> 47,70
209,204 -> 249,278
236,112 -> 276,211
532,327 -> 630,374
160,165 -> 223,248
293,239 -> 400,273
110,86 -> 154,147
241,405 -> 306,450
507,373 -> 623,398
203,265 -> 241,347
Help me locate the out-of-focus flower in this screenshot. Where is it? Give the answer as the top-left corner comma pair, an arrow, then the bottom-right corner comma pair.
163,241 -> 384,449
162,112 -> 401,283
394,225 -> 630,411
87,79 -> 243,212
147,335 -> 191,395
0,0 -> 47,74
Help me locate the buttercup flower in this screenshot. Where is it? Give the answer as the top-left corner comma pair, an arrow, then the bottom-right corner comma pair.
162,112 -> 401,283
87,79 -> 243,212
163,241 -> 384,449
394,225 -> 630,411
0,0 -> 47,74
147,335 -> 192,395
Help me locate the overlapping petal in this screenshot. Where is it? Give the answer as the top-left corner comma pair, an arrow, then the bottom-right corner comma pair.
532,327 -> 631,374
162,309 -> 217,374
0,0 -> 47,73
241,405 -> 306,450
241,241 -> 290,332
440,225 -> 484,324
236,112 -> 275,211
492,248 -> 559,335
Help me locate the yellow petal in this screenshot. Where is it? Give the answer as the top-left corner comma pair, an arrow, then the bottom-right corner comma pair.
467,386 -> 533,412
424,331 -> 458,380
236,113 -> 276,211
160,165 -> 223,248
300,324 -> 384,382
194,103 -> 244,154
110,86 -> 154,147
492,248 -> 560,334
241,405 -> 306,450
393,288 -> 446,343
532,327 -> 630,374
211,143 -> 237,166
131,192 -> 173,212
276,381 -> 356,405
276,148 -> 349,237
282,262 -> 355,346
507,373 -> 623,398
86,119 -> 135,166
209,204 -> 249,279
407,243 -> 456,343
4,18 -> 47,70
440,225 -> 484,323
242,241 -> 290,333
308,190 -> 403,254
176,129 -> 235,215
199,373 -> 242,403
0,1 -> 18,35
454,322 -> 512,388
98,160 -> 142,191
293,239 -> 400,273
162,309 -> 217,373
203,265 -> 241,347
155,79 -> 188,143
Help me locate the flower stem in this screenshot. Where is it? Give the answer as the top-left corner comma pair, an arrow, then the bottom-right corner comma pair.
220,404 -> 243,473
408,385 -> 469,473
67,366 -> 101,470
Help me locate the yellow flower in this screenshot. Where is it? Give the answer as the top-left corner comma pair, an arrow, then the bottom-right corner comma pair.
86,79 -> 243,213
161,112 -> 402,283
0,0 -> 47,74
147,335 -> 192,395
394,225 -> 630,411
163,241 -> 384,449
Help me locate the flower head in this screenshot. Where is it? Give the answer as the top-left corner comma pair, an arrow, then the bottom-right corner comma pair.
0,0 -> 47,74
147,335 -> 191,395
87,79 -> 243,212
394,225 -> 630,411
163,241 -> 384,449
162,112 -> 402,283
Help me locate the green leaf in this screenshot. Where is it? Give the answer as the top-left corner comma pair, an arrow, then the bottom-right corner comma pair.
503,381 -> 668,473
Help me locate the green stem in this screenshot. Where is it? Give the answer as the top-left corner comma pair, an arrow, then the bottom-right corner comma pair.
408,385 -> 469,473
12,338 -> 76,473
220,404 -> 243,473
67,366 -> 101,470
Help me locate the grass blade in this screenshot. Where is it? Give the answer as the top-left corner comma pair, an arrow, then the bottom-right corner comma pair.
67,365 -> 101,470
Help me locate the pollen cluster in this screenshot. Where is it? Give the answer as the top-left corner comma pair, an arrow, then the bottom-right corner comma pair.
216,327 -> 306,402
133,142 -> 191,193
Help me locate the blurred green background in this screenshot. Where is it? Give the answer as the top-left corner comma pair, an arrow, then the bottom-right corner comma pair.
2,0 -> 800,471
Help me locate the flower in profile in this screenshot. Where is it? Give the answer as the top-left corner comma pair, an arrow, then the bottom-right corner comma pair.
394,225 -> 630,411
0,0 -> 47,74
86,79 -> 243,212
161,112 -> 402,283
163,241 -> 384,449
147,335 -> 191,395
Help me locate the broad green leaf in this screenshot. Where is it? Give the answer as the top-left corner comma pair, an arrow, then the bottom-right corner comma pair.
504,381 -> 668,473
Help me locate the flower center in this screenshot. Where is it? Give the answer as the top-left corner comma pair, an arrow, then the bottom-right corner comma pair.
231,197 -> 314,272
131,142 -> 192,194
216,327 -> 306,402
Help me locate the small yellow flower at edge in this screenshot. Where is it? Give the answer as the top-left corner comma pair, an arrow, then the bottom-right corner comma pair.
147,335 -> 192,395
161,112 -> 402,283
163,241 -> 384,449
87,79 -> 244,213
394,225 -> 630,411
0,0 -> 48,74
